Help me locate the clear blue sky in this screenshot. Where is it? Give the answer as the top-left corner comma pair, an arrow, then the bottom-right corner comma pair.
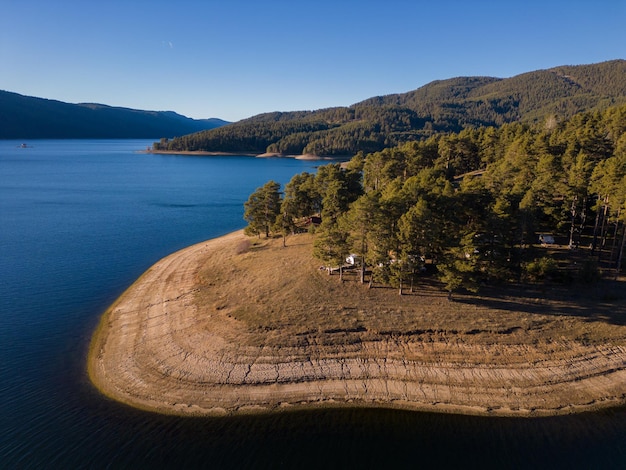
1,0 -> 624,122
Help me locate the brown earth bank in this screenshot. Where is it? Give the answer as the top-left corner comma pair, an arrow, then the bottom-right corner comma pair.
144,150 -> 257,156
146,150 -> 350,160
88,231 -> 626,417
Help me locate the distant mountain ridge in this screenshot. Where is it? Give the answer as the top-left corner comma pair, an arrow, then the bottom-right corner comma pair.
154,59 -> 626,156
0,90 -> 229,139
362,61 -> 626,123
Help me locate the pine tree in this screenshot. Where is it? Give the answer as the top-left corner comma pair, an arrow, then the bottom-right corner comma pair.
243,181 -> 281,238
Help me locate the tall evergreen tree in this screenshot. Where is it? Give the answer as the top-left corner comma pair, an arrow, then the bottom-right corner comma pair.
243,180 -> 282,237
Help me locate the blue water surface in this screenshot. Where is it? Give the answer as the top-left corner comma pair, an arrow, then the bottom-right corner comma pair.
0,140 -> 625,469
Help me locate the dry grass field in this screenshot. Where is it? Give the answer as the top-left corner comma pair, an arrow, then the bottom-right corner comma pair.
196,233 -> 626,357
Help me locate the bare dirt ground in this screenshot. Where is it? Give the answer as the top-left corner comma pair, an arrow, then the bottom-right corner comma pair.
88,231 -> 626,417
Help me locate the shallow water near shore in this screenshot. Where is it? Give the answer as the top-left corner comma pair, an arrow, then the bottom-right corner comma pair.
1,140 -> 625,468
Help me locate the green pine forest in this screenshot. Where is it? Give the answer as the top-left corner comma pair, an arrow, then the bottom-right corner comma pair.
243,102 -> 626,294
155,59 -> 626,293
154,60 -> 626,156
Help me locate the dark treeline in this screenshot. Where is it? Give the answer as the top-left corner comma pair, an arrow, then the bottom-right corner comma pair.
155,60 -> 626,156
244,103 -> 626,295
0,90 -> 228,139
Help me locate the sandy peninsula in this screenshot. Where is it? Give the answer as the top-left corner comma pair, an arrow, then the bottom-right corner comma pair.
88,231 -> 626,417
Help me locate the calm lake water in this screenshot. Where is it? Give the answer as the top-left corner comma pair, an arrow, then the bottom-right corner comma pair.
1,140 -> 625,469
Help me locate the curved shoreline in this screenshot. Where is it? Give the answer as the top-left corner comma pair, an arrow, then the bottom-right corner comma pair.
88,231 -> 626,417
143,150 -> 257,156
145,150 -> 350,160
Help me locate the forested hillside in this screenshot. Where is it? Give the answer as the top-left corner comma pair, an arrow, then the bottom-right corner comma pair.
155,60 -> 626,156
0,90 -> 228,139
244,102 -> 626,294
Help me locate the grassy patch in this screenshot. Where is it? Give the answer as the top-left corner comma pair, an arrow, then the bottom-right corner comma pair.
194,233 -> 626,352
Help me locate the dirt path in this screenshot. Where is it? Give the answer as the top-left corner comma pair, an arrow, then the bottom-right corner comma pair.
88,231 -> 626,417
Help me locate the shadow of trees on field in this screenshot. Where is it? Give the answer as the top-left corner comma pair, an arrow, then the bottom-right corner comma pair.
450,280 -> 626,326
324,262 -> 625,327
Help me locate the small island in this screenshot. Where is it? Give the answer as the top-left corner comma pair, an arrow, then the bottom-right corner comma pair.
88,230 -> 626,417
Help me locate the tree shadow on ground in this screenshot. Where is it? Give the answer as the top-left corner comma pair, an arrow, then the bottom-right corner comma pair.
451,279 -> 626,326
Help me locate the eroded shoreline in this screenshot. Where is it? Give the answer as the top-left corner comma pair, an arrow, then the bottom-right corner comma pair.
88,231 -> 626,417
